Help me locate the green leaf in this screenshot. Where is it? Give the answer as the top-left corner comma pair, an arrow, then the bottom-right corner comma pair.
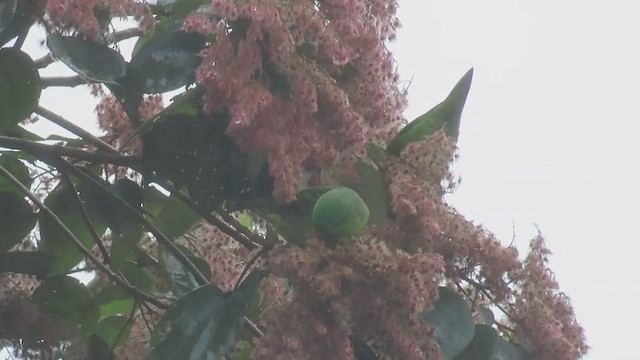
0,0 -> 37,47
0,191 -> 36,251
387,68 -> 473,155
421,287 -> 475,358
0,251 -> 53,277
92,285 -> 135,318
0,153 -> 32,192
160,245 -> 203,297
0,48 -> 41,131
46,34 -> 127,84
146,270 -> 266,360
478,306 -> 495,326
491,337 -> 532,360
0,0 -> 17,34
353,338 -> 379,360
39,185 -> 106,275
32,276 -> 100,332
95,316 -> 134,349
227,340 -> 252,360
150,191 -> 200,240
127,22 -> 205,94
345,161 -> 389,224
454,325 -> 497,360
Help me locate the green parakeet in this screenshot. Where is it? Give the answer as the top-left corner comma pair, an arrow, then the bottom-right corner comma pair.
387,68 -> 473,155
312,187 -> 370,236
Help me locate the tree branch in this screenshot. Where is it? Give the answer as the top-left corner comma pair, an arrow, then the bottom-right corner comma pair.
0,164 -> 166,309
106,27 -> 145,43
35,54 -> 55,69
40,75 -> 88,88
0,135 -> 140,166
35,106 -> 118,154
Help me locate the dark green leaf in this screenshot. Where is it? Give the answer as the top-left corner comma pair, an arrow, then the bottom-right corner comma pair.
46,34 -> 127,84
146,270 -> 266,360
95,316 -> 134,349
227,340 -> 252,360
0,48 -> 41,131
0,191 -> 36,251
120,261 -> 153,292
92,285 -> 135,318
0,0 -> 17,34
160,245 -> 202,297
421,287 -> 475,358
127,22 -> 205,93
491,337 -> 532,360
39,185 -> 106,275
150,191 -> 200,239
0,0 -> 37,47
0,153 -> 32,192
387,68 -> 473,155
478,306 -> 495,326
345,161 -> 389,224
32,276 -> 100,332
0,251 -> 53,277
455,325 -> 497,360
353,338 -> 379,360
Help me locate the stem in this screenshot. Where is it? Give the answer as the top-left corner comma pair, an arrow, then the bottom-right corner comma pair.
61,173 -> 111,264
35,54 -> 55,69
0,135 -> 139,166
0,164 -> 166,309
40,76 -> 87,88
35,106 -> 118,154
56,160 -> 210,284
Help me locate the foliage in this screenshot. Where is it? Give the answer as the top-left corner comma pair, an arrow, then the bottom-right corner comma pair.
0,1 -> 587,360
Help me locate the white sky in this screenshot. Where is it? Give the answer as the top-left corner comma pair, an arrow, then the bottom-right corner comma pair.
3,1 -> 634,359
389,1 -> 640,359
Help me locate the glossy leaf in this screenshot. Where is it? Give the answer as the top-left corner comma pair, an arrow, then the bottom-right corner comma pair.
454,325 -> 497,360
0,0 -> 37,47
0,0 -> 17,34
0,251 -> 53,277
0,191 -> 36,251
421,287 -> 475,358
95,316 -> 134,349
39,185 -> 106,275
127,22 -> 205,93
160,245 -> 202,297
47,34 -> 127,84
0,153 -> 32,192
387,68 -> 473,155
0,48 -> 41,131
146,270 -> 266,360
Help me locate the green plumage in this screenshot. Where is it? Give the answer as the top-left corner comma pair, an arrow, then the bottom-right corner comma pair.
387,68 -> 473,155
312,187 -> 370,236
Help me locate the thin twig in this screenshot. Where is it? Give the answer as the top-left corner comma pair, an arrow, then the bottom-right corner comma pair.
219,211 -> 269,247
106,27 -> 145,43
56,160 -> 210,284
0,164 -> 166,309
61,172 -> 111,263
40,75 -> 87,88
164,183 -> 260,250
0,135 -> 139,166
34,53 -> 55,69
35,106 -> 118,153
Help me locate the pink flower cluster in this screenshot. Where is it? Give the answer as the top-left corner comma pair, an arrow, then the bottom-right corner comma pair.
188,0 -> 407,202
45,0 -> 154,38
257,237 -> 444,359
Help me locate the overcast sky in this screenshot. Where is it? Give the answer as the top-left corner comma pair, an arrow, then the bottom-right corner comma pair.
5,1 -> 635,359
389,1 -> 640,359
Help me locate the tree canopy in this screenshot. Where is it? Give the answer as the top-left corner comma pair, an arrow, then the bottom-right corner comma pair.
0,1 -> 587,359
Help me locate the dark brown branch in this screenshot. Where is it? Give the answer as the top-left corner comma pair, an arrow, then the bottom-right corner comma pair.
35,54 -> 55,69
35,106 -> 118,154
0,135 -> 140,166
165,184 -> 259,250
40,75 -> 88,88
0,164 -> 166,309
